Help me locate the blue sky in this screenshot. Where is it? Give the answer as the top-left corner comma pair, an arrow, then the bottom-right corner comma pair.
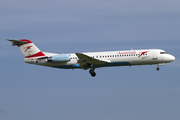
1,0 -> 180,120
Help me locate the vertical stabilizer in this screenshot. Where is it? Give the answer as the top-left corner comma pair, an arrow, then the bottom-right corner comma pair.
7,39 -> 45,58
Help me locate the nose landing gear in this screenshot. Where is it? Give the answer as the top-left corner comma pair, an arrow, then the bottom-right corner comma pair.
156,65 -> 160,71
156,67 -> 160,71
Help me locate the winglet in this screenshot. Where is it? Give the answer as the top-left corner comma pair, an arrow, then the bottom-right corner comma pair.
7,39 -> 27,46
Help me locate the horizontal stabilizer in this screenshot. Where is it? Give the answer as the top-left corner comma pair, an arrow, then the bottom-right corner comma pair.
7,39 -> 27,46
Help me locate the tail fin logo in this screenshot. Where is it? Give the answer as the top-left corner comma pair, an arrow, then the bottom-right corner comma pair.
24,45 -> 33,52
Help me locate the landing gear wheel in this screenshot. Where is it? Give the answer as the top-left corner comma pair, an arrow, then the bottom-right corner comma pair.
156,67 -> 160,71
89,69 -> 93,74
91,72 -> 96,77
89,69 -> 96,77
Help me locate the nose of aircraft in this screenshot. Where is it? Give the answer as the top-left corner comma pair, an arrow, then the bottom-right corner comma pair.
164,54 -> 175,62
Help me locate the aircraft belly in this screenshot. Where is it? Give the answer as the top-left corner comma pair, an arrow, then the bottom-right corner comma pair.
51,61 -> 80,69
51,61 -> 132,69
96,62 -> 131,68
52,64 -> 80,69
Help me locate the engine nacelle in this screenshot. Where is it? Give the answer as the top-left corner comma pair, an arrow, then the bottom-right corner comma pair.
48,54 -> 70,63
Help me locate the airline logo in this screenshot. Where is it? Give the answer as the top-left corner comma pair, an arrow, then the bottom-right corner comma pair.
138,51 -> 148,58
24,45 -> 33,52
118,51 -> 136,55
118,51 -> 149,58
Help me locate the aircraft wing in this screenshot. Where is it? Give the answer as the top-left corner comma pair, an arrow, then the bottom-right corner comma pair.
76,53 -> 109,69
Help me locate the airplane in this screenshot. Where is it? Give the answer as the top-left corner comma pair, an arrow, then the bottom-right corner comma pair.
7,39 -> 175,77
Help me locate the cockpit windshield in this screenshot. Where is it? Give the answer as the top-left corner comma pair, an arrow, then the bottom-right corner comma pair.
160,52 -> 167,54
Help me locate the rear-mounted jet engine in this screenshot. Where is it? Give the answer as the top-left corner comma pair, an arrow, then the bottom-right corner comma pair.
47,54 -> 70,63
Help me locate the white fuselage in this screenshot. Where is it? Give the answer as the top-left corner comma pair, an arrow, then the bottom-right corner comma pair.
24,49 -> 175,69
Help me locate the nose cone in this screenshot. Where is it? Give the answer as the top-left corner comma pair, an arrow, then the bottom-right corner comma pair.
164,54 -> 175,62
171,55 -> 175,61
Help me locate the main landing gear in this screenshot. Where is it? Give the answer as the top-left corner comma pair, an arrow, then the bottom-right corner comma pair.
89,68 -> 96,77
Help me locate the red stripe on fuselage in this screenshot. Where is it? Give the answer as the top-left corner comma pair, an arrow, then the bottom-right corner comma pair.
25,51 -> 45,58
